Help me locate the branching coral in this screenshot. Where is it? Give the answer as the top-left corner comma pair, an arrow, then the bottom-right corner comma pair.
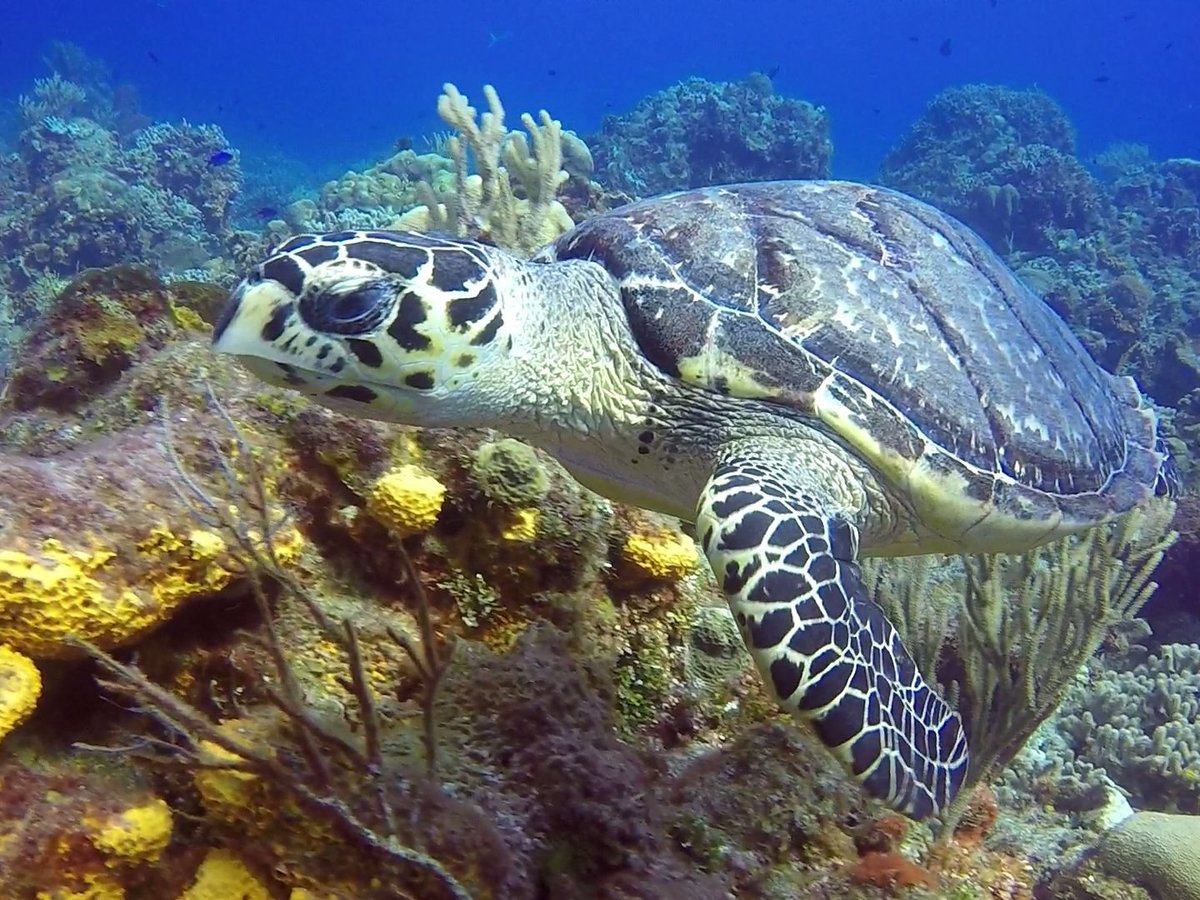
869,500 -> 1178,830
396,83 -> 576,256
17,73 -> 87,125
1056,642 -> 1200,812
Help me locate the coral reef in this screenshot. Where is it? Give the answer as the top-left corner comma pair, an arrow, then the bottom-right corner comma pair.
0,46 -> 248,382
0,66 -> 1196,900
363,463 -> 447,538
591,73 -> 832,197
180,850 -> 270,900
880,84 -> 1096,252
285,84 -> 589,258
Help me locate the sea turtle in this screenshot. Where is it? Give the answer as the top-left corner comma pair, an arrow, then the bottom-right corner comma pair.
212,180 -> 1176,819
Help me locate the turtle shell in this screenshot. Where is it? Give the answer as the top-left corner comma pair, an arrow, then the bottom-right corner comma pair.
546,181 -> 1164,545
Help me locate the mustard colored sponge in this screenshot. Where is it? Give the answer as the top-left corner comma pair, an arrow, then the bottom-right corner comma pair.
180,849 -> 270,900
364,464 -> 446,537
88,797 -> 174,864
0,644 -> 41,743
500,507 -> 540,543
0,525 -> 303,660
621,529 -> 700,582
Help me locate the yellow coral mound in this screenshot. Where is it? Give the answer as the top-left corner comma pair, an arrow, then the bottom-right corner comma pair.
0,644 -> 41,742
88,797 -> 174,864
364,465 -> 446,537
180,849 -> 269,900
621,529 -> 700,582
0,526 -> 302,659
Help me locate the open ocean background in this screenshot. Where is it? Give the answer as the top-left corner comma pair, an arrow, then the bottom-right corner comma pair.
2,0 -> 1197,184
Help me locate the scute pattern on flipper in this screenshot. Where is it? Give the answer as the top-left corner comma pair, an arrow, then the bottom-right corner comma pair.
697,452 -> 969,819
549,181 -> 1166,527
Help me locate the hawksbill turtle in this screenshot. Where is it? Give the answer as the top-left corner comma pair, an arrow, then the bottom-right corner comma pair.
212,180 -> 1177,819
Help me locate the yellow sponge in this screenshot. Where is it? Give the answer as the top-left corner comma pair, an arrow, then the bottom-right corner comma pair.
0,644 -> 41,742
364,465 -> 446,537
180,849 -> 270,900
88,797 -> 174,864
621,529 -> 699,582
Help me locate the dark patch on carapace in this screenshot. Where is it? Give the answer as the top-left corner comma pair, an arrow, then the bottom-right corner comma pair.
277,235 -> 316,253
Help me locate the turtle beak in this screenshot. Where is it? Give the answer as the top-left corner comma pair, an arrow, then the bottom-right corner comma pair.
211,277 -> 299,366
211,279 -> 248,349
211,278 -> 258,355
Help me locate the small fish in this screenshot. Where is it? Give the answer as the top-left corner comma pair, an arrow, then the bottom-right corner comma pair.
1164,41 -> 1174,51
1093,75 -> 1110,83
939,37 -> 953,56
765,64 -> 780,80
394,135 -> 413,151
207,150 -> 234,166
547,68 -> 557,76
487,30 -> 512,48
147,50 -> 160,64
907,35 -> 920,43
1121,12 -> 1135,21
989,0 -> 997,7
255,206 -> 280,220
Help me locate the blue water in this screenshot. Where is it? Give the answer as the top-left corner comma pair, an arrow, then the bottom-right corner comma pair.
2,0 -> 1197,181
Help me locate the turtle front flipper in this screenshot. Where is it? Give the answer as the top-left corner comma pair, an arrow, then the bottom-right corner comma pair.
697,447 -> 969,819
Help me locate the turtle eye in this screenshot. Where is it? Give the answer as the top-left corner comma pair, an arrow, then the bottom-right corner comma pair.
300,279 -> 393,335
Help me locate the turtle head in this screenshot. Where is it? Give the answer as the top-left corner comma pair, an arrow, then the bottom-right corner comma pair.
213,230 -> 520,427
